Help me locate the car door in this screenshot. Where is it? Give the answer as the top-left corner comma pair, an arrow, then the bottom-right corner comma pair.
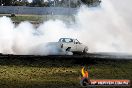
74,39 -> 84,52
63,38 -> 76,51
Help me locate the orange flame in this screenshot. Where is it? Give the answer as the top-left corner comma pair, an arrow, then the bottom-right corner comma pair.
81,67 -> 89,78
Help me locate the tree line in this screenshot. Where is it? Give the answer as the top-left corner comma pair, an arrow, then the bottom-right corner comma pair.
0,0 -> 29,6
0,0 -> 101,7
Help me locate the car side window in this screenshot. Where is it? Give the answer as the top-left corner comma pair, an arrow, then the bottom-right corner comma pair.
69,39 -> 73,42
59,39 -> 65,42
65,39 -> 73,43
59,38 -> 74,43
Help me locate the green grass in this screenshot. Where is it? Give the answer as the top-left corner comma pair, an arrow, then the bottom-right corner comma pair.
11,15 -> 44,22
0,57 -> 131,88
0,14 -> 75,22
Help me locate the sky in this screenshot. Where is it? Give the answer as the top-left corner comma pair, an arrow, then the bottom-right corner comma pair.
27,0 -> 32,3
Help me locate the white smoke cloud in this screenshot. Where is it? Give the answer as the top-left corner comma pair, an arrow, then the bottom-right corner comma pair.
75,0 -> 132,53
0,0 -> 132,55
0,17 -> 14,54
0,17 -> 74,55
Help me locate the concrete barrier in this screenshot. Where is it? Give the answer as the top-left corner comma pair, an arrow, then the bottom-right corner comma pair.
0,6 -> 78,15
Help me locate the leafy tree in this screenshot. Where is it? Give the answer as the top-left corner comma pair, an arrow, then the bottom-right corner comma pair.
81,0 -> 101,6
0,0 -> 21,6
2,0 -> 12,6
32,0 -> 44,7
0,0 -> 2,5
81,0 -> 101,5
13,1 -> 29,6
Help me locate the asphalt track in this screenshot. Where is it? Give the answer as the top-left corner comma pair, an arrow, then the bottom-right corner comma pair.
0,53 -> 132,60
0,52 -> 131,67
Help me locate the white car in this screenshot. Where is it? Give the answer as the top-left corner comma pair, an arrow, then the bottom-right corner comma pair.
47,38 -> 88,55
58,38 -> 88,54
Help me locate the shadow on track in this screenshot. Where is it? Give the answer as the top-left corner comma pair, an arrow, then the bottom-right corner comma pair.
0,53 -> 131,67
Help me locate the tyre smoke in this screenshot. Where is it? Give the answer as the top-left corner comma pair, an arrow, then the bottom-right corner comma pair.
0,0 -> 132,55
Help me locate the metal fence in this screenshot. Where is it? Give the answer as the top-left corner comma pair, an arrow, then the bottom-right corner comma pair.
0,6 -> 78,15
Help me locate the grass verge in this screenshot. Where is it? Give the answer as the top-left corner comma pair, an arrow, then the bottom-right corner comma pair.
0,55 -> 131,88
0,14 -> 75,22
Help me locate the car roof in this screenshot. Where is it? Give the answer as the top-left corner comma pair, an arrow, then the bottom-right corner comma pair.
60,38 -> 75,40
